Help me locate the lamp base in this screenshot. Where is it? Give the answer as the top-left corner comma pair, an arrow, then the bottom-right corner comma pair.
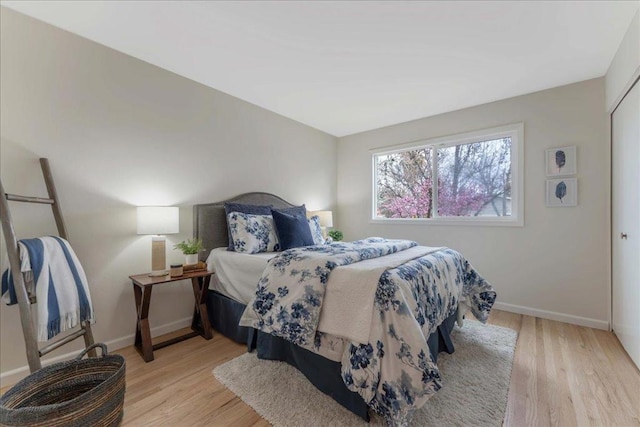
148,270 -> 169,277
150,236 -> 167,277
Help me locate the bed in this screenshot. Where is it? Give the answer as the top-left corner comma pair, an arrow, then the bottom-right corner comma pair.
194,192 -> 496,426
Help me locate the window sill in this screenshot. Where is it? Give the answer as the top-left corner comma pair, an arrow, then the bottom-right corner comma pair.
369,217 -> 524,227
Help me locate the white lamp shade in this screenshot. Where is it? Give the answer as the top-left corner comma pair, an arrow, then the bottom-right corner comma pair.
137,206 -> 179,235
314,210 -> 333,228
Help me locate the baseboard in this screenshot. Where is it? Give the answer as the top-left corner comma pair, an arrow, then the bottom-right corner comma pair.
0,316 -> 192,388
493,302 -> 609,331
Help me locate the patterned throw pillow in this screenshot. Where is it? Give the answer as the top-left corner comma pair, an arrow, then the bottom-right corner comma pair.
227,212 -> 279,253
308,215 -> 326,245
224,203 -> 273,251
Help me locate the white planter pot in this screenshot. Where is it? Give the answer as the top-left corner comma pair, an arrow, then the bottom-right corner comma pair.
185,254 -> 198,265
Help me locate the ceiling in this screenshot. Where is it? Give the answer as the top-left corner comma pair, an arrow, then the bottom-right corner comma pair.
2,1 -> 638,137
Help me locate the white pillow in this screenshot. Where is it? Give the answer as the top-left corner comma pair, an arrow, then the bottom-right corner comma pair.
308,215 -> 326,245
227,212 -> 279,253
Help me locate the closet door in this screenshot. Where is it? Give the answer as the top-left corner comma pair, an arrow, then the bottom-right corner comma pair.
612,79 -> 640,369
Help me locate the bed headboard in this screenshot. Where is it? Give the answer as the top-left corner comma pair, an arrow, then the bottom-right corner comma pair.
193,192 -> 296,261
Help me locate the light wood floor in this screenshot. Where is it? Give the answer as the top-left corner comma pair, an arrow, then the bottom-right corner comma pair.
4,310 -> 640,426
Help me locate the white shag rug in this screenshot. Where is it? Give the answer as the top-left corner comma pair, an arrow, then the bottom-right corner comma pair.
213,321 -> 517,426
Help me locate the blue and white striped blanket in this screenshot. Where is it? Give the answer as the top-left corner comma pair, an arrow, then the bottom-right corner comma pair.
1,237 -> 95,341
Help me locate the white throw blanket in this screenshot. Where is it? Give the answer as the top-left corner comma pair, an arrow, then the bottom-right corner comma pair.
1,237 -> 95,341
318,245 -> 444,344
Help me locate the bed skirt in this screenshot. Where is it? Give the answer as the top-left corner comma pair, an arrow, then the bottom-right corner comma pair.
206,290 -> 253,344
206,290 -> 457,421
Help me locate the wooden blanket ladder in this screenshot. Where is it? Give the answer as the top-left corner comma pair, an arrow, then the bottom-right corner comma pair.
0,158 -> 96,373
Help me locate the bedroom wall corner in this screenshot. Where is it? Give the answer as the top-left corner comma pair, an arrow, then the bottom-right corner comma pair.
0,7 -> 337,384
336,78 -> 609,328
605,10 -> 640,113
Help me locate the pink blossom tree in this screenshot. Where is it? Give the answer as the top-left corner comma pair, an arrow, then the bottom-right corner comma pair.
376,138 -> 512,218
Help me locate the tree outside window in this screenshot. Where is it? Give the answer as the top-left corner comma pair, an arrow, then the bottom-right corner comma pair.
373,124 -> 522,224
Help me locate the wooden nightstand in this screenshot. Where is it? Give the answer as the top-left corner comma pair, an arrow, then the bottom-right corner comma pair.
129,269 -> 214,362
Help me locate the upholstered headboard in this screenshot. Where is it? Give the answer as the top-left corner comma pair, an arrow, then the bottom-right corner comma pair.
193,192 -> 296,261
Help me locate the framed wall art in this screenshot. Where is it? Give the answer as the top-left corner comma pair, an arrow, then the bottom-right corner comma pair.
546,178 -> 577,207
546,146 -> 576,176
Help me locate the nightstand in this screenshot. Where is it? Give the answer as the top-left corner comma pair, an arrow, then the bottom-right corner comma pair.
129,269 -> 214,362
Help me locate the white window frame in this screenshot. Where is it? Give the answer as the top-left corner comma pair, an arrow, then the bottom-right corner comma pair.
371,123 -> 524,227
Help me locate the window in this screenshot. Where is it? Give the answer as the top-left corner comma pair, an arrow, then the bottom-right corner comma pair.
372,123 -> 523,226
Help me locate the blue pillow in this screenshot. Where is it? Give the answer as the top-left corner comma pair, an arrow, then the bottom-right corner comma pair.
272,204 -> 306,217
224,203 -> 272,251
271,209 -> 314,250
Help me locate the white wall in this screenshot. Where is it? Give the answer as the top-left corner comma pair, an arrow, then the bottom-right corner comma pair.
606,10 -> 640,112
0,8 -> 337,383
337,78 -> 608,329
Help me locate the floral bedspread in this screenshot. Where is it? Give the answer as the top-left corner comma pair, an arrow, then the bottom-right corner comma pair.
239,238 -> 496,426
239,237 -> 417,346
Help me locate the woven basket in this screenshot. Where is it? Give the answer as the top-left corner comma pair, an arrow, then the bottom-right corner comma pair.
0,344 -> 126,427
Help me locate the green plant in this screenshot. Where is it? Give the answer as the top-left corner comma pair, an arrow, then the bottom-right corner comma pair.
327,230 -> 343,241
174,238 -> 204,255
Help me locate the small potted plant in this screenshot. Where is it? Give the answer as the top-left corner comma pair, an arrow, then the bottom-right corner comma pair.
327,230 -> 343,242
174,238 -> 204,265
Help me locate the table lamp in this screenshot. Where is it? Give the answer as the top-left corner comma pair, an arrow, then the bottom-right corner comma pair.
137,206 -> 179,276
313,210 -> 333,238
